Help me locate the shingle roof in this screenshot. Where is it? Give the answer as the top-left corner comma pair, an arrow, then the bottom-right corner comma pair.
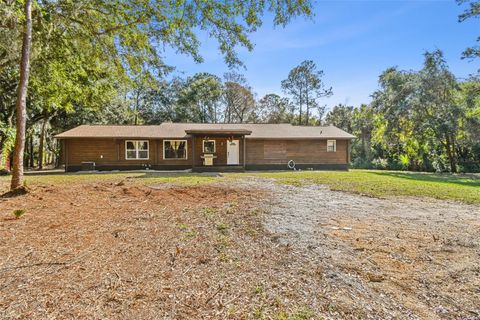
54,123 -> 355,139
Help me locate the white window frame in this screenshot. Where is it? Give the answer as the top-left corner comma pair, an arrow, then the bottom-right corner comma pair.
163,140 -> 188,160
125,140 -> 149,160
327,140 -> 336,152
202,139 -> 216,153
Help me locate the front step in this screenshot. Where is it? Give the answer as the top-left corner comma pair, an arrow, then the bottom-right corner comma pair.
192,165 -> 245,173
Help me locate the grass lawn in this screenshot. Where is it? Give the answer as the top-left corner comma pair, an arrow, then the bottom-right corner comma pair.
1,169 -> 478,204
231,169 -> 480,204
0,171 -> 217,192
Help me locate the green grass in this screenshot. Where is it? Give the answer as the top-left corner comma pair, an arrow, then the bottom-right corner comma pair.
229,170 -> 480,204
1,169 -> 478,204
0,171 -> 216,192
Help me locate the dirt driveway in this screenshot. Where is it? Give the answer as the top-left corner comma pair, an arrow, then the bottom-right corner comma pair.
237,177 -> 480,319
0,175 -> 479,319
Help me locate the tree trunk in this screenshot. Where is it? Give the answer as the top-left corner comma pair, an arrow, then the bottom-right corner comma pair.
133,89 -> 140,125
38,116 -> 48,169
225,99 -> 231,123
445,134 -> 457,173
10,0 -> 33,190
298,91 -> 303,125
133,103 -> 138,125
305,92 -> 309,126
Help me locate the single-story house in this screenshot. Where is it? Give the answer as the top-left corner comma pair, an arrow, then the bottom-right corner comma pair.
54,123 -> 355,172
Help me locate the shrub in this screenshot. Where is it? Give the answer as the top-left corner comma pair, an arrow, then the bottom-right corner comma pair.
431,157 -> 449,173
13,209 -> 25,219
458,161 -> 480,173
351,157 -> 373,169
371,158 -> 388,170
398,154 -> 410,169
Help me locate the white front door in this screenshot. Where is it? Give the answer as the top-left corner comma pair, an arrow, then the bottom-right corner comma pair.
227,140 -> 240,165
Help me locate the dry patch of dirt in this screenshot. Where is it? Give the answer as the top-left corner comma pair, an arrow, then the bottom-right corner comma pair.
0,180 -> 331,319
1,177 -> 479,319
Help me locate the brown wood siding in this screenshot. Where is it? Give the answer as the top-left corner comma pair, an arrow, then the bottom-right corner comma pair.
64,137 -> 347,167
263,141 -> 286,160
246,139 -> 348,165
65,138 -> 193,166
193,137 -> 244,166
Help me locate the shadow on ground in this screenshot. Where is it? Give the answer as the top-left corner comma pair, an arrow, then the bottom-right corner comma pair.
369,170 -> 480,188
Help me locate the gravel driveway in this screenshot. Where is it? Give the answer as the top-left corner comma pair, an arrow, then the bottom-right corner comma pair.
235,177 -> 480,319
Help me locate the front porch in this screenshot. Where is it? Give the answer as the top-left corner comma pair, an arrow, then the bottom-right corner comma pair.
187,128 -> 251,173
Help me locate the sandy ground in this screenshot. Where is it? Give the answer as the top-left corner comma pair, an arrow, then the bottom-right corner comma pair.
236,177 -> 480,320
0,176 -> 479,319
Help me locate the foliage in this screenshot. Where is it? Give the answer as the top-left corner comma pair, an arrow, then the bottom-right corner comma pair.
0,0 -> 313,177
222,77 -> 257,123
1,0 -> 314,186
324,104 -> 354,133
361,50 -> 479,172
457,0 -> 480,60
281,60 -> 332,125
0,0 -> 478,175
177,73 -> 223,123
321,51 -> 480,174
257,94 -> 294,123
0,123 -> 15,168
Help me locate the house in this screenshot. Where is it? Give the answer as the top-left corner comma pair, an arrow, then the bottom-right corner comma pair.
54,123 -> 355,172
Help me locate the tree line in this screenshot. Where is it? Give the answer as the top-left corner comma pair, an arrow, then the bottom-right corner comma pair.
0,0 -> 313,189
0,51 -> 335,172
2,48 -> 479,174
0,0 -> 479,190
326,51 -> 480,173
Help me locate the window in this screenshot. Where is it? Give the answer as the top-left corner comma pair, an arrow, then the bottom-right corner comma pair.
203,140 -> 216,153
126,140 -> 149,160
164,140 -> 188,159
327,140 -> 336,152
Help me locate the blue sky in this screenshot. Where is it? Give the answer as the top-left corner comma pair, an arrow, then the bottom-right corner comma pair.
164,0 -> 479,111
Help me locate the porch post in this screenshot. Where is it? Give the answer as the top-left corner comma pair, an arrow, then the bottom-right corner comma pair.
243,135 -> 246,169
